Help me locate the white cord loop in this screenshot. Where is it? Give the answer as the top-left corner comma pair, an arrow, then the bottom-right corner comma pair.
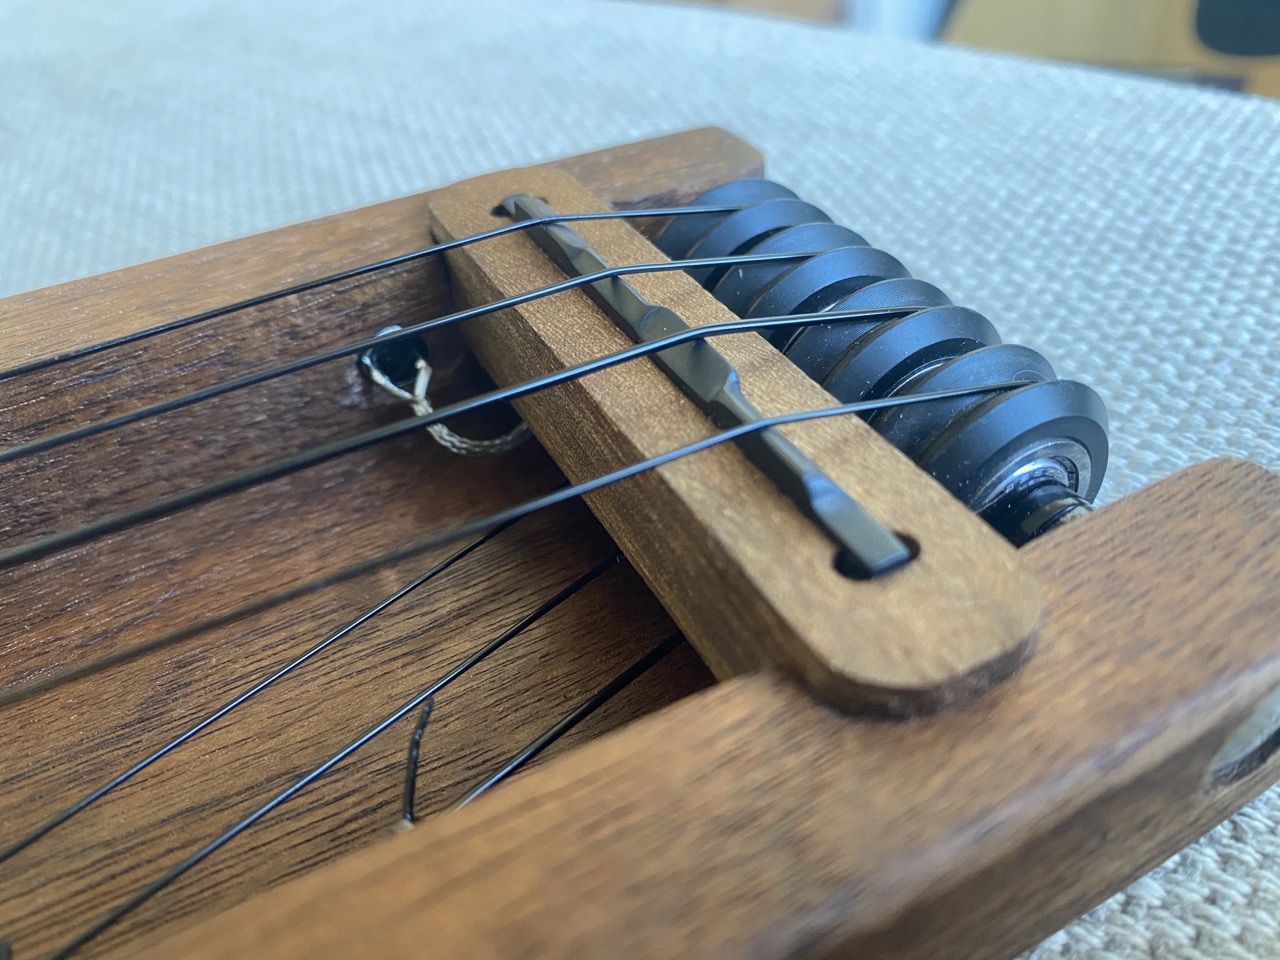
367,356 -> 530,457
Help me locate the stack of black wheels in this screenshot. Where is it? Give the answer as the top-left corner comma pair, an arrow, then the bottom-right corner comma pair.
657,180 -> 1109,546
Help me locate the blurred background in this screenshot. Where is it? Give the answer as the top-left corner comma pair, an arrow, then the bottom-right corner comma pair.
652,0 -> 1280,97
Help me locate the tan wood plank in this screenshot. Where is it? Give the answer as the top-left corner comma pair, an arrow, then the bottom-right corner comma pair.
430,166 -> 1042,715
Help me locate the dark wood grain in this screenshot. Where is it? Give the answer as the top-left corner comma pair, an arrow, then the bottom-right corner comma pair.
127,458 -> 1280,960
0,129 -> 758,960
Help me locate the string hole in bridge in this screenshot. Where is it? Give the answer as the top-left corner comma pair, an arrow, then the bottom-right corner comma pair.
834,533 -> 919,581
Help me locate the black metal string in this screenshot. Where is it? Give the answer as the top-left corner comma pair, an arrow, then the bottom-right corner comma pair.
41,555 -> 619,960
0,503 -> 572,714
4,381 -> 1033,958
0,305 -> 928,572
0,249 -> 835,467
185,380 -> 1030,589
0,376 -> 1029,715
0,520 -> 516,867
0,189 -> 1047,959
452,632 -> 685,810
0,204 -> 744,384
2,200 -> 1008,957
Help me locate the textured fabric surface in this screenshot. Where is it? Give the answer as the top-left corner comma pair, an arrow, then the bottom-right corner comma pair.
1,0 -> 1278,955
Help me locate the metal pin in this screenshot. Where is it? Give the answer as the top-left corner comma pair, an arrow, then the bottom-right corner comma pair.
401,697 -> 436,826
506,193 -> 911,578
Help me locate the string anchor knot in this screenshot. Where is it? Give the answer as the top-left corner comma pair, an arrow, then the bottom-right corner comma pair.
361,326 -> 530,457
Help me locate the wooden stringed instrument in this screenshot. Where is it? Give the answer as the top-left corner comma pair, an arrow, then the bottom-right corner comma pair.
1,127 -> 1277,960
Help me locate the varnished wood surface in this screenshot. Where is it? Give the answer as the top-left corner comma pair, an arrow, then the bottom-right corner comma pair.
0,129 -> 759,959
130,458 -> 1280,960
430,167 -> 1042,715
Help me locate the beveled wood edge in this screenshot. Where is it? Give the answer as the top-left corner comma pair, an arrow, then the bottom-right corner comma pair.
131,458 -> 1280,960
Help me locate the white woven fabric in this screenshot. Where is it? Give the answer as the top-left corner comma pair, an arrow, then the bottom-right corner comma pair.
1,0 -> 1278,955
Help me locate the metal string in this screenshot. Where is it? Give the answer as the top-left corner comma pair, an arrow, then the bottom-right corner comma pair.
0,204 -> 745,384
0,305 -> 929,572
42,555 -> 620,960
0,520 -> 517,867
177,379 -> 1032,585
0,201 -> 1027,959
0,377 -> 1033,716
400,633 -> 684,822
3,301 -> 1029,954
0,249 -> 836,467
15,381 -> 1035,958
0,501 -> 570,714
451,632 -> 685,810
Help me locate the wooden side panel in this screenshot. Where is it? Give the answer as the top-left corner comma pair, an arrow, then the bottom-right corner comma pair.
131,459 -> 1280,960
